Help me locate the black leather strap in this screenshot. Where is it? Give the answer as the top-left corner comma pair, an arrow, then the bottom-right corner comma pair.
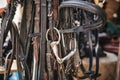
58,1 -> 106,30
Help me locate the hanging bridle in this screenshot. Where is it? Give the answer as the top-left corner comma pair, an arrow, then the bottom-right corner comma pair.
46,0 -> 106,80
0,0 -> 106,80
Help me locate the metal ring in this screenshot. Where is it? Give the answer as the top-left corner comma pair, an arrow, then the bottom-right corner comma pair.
46,27 -> 61,45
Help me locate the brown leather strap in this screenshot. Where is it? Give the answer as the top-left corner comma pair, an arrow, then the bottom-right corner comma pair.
53,0 -> 59,22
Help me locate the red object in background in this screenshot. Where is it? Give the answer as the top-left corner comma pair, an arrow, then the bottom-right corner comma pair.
100,35 -> 119,54
104,42 -> 119,53
6,0 -> 11,4
0,8 -> 5,14
0,0 -> 11,14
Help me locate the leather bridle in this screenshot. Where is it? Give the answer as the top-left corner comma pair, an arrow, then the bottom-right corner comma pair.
46,0 -> 106,80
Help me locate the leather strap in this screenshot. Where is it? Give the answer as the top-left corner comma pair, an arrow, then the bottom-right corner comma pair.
38,0 -> 47,80
46,42 -> 54,80
0,1 -> 15,66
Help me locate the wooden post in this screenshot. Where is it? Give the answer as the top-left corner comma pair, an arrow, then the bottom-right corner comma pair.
116,37 -> 120,80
